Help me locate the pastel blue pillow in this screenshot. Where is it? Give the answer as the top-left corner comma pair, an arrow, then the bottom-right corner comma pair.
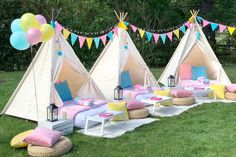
54,80 -> 73,102
192,66 -> 208,80
120,71 -> 133,88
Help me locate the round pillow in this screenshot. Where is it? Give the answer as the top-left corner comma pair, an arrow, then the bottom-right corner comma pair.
128,108 -> 149,119
173,96 -> 195,106
225,92 -> 236,101
27,136 -> 72,157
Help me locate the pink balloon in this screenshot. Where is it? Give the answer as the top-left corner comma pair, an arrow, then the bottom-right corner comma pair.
26,28 -> 42,45
36,14 -> 47,25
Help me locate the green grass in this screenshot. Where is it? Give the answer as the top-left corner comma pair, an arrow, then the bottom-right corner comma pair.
0,65 -> 236,157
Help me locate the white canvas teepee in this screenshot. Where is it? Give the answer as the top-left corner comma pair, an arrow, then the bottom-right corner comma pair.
1,33 -> 104,121
90,14 -> 157,100
158,13 -> 231,86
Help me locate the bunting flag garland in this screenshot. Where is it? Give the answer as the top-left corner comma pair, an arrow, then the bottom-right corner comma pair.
113,27 -> 118,36
63,28 -> 70,39
138,29 -> 145,38
199,16 -> 236,35
86,37 -> 93,49
94,37 -> 100,49
173,29 -> 180,39
160,34 -> 167,44
55,22 -> 63,32
130,25 -> 138,32
180,25 -> 186,33
146,32 -> 152,42
107,31 -> 114,41
185,21 -> 191,29
70,33 -> 77,46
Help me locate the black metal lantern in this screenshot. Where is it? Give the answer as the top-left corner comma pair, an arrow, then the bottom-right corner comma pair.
168,75 -> 175,87
47,103 -> 58,122
114,85 -> 123,100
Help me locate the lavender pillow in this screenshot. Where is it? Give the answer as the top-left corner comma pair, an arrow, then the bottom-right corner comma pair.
23,127 -> 62,147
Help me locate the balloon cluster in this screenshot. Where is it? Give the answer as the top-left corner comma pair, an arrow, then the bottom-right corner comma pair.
10,13 -> 54,50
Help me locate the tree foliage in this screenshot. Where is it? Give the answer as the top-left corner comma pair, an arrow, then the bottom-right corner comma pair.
1,0 -> 236,71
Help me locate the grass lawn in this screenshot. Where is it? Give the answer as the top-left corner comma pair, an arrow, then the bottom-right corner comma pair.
0,64 -> 236,157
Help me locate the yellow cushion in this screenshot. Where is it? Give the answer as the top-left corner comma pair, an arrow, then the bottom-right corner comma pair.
10,130 -> 33,148
154,89 -> 171,97
107,101 -> 129,121
209,84 -> 225,99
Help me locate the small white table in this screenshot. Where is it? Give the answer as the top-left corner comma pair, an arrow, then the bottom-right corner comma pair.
141,96 -> 172,113
38,119 -> 73,135
85,111 -> 125,136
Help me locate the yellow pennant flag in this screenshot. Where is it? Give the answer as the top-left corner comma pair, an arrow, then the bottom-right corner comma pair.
173,29 -> 180,39
138,29 -> 145,38
118,22 -> 128,30
228,27 -> 235,35
86,37 -> 93,49
63,28 -> 70,39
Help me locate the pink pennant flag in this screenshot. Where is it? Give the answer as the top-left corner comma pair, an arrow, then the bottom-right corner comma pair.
153,33 -> 159,44
219,24 -> 227,33
100,35 -> 107,45
78,36 -> 86,48
166,32 -> 173,41
185,21 -> 191,29
113,27 -> 118,36
130,24 -> 138,33
203,20 -> 210,27
55,22 -> 63,32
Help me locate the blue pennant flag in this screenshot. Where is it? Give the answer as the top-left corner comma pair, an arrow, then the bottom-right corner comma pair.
180,25 -> 186,33
124,21 -> 129,26
196,31 -> 201,40
196,16 -> 203,23
94,37 -> 100,49
160,34 -> 167,44
70,33 -> 77,46
145,32 -> 152,42
210,22 -> 218,31
107,31 -> 113,41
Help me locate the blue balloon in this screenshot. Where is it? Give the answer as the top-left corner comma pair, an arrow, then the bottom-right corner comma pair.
10,31 -> 30,50
11,19 -> 22,32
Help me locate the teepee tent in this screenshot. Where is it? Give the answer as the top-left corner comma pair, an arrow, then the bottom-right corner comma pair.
158,11 -> 231,86
90,13 -> 157,100
1,32 -> 104,122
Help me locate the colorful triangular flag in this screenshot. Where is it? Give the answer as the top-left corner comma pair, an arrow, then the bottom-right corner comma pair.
124,21 -> 129,26
55,22 -> 63,32
94,37 -> 100,49
78,36 -> 86,48
100,35 -> 107,45
63,28 -> 70,39
145,32 -> 152,42
107,31 -> 113,41
202,20 -> 210,27
138,29 -> 145,38
185,21 -> 191,29
117,22 -> 128,30
86,37 -> 93,49
166,32 -> 173,41
70,33 -> 77,46
130,25 -> 138,33
210,23 -> 218,31
113,27 -> 118,36
153,33 -> 159,44
160,34 -> 167,44
173,29 -> 180,39
196,16 -> 203,23
228,27 -> 236,35
219,24 -> 226,33
180,25 -> 186,33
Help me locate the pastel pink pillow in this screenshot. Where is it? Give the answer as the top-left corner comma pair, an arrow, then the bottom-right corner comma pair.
171,89 -> 193,98
126,99 -> 145,110
23,127 -> 62,147
179,64 -> 192,80
226,84 -> 236,93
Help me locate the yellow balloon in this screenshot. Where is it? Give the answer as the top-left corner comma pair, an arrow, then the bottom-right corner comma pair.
20,13 -> 39,32
40,24 -> 54,41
